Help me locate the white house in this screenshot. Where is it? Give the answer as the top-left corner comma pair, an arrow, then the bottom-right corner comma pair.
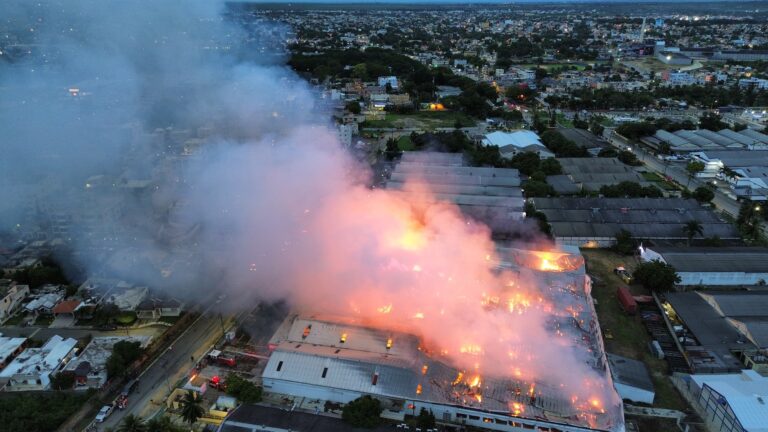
481,131 -> 554,159
0,283 -> 30,324
377,76 -> 398,90
0,335 -> 77,391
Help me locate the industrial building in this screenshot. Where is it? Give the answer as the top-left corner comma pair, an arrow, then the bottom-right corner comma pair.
673,370 -> 768,432
260,247 -> 624,432
640,246 -> 768,286
664,291 -> 768,374
481,131 -> 554,159
387,152 -> 525,233
529,197 -> 739,247
606,354 -> 655,405
641,129 -> 768,154
552,158 -> 652,192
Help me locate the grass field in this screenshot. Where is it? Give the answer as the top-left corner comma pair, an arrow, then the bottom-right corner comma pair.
641,171 -> 679,191
582,249 -> 688,411
396,135 -> 414,151
361,110 -> 476,130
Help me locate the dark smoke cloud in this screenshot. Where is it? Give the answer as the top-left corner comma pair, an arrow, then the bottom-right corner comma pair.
0,0 -> 321,294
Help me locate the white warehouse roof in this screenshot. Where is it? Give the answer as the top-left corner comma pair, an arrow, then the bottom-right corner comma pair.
690,370 -> 768,432
482,130 -> 545,149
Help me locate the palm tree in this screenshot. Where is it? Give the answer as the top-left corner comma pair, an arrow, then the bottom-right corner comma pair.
683,220 -> 704,246
117,414 -> 147,432
180,390 -> 205,426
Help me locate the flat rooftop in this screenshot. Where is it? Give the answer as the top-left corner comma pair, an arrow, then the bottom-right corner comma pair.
220,403 -> 396,432
263,247 -> 622,431
649,247 -> 768,273
665,292 -> 761,373
388,152 -> 524,231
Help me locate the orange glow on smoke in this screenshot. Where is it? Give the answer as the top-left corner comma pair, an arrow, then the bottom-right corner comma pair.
460,344 -> 483,356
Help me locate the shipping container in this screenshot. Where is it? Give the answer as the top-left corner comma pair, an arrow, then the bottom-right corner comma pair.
617,286 -> 638,315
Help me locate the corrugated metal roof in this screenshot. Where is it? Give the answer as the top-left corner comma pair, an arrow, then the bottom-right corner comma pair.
699,292 -> 768,317
388,181 -> 523,197
394,163 -> 520,178
690,370 -> 768,431
606,353 -> 654,393
653,248 -> 768,273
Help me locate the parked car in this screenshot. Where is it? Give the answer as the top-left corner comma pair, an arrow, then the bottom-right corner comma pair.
613,266 -> 632,284
95,404 -> 114,422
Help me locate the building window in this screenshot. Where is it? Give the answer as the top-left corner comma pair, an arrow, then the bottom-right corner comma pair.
322,367 -> 328,378
276,361 -> 283,371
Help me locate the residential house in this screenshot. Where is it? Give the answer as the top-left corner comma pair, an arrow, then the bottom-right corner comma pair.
0,282 -> 30,324
0,337 -> 27,369
136,297 -> 184,320
0,335 -> 77,391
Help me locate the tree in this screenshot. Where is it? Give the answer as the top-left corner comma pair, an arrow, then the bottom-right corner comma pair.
737,201 -> 765,241
180,390 -> 205,426
225,373 -> 263,403
613,229 -> 635,255
106,341 -> 143,379
523,180 -> 556,198
145,416 -> 183,432
342,395 -> 382,428
617,150 -> 641,166
598,147 -> 618,158
384,138 -> 401,161
345,101 -> 361,114
509,152 -> 541,176
682,220 -> 704,246
416,408 -> 436,430
118,415 -> 148,432
615,122 -> 657,140
685,160 -> 705,188
699,112 -> 728,131
540,157 -> 562,175
692,186 -> 715,203
633,260 -> 680,293
50,372 -> 75,390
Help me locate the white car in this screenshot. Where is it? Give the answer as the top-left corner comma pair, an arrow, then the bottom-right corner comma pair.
95,404 -> 114,422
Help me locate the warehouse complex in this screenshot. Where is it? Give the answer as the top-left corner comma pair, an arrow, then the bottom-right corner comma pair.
387,152 -> 525,232
552,158 -> 652,192
260,247 -> 624,432
664,291 -> 768,374
530,197 -> 739,247
640,246 -> 768,286
641,128 -> 768,153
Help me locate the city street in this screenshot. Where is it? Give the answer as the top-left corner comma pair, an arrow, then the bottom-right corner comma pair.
97,309 -> 229,430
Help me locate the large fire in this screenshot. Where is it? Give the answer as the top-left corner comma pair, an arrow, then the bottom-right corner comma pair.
215,135 -> 622,431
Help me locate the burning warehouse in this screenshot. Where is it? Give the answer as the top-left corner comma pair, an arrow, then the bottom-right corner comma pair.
261,247 -> 624,432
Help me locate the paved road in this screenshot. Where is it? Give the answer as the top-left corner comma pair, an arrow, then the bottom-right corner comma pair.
96,309 -> 227,430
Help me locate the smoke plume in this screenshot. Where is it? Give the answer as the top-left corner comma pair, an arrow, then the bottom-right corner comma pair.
0,2 -> 621,429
